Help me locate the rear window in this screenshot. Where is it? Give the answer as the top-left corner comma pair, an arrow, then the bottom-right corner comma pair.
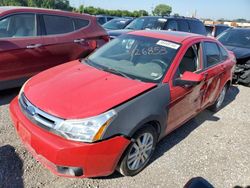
43,15 -> 74,35
74,18 -> 89,30
188,20 -> 206,35
219,44 -> 229,61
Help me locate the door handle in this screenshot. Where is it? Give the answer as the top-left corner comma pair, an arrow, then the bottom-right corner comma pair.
74,39 -> 85,43
26,44 -> 42,49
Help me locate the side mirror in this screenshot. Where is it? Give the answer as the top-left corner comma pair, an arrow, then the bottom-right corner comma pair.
175,71 -> 204,87
184,177 -> 214,188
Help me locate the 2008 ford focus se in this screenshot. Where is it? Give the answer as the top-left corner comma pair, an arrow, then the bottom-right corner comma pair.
10,31 -> 236,178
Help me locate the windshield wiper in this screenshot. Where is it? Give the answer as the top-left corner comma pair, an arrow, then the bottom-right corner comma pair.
103,67 -> 133,80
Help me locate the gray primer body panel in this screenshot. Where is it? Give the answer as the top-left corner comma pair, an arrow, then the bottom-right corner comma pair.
102,84 -> 170,141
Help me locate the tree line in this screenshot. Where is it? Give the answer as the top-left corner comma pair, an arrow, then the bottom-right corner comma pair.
0,1 -> 173,17
0,0 -> 72,11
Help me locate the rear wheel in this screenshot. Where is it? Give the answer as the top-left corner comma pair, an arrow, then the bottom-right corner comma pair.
208,85 -> 227,112
117,125 -> 157,176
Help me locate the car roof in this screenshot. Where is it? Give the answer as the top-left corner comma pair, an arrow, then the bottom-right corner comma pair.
128,30 -> 204,43
139,16 -> 201,21
230,27 -> 250,31
0,6 -> 93,19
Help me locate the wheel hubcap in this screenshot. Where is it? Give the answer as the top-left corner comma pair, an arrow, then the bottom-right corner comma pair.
216,87 -> 226,108
127,133 -> 154,171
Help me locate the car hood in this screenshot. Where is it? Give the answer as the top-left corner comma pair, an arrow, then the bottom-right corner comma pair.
107,29 -> 132,37
24,60 -> 156,119
224,45 -> 250,59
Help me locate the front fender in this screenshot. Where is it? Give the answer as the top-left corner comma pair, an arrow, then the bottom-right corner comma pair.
102,84 -> 170,140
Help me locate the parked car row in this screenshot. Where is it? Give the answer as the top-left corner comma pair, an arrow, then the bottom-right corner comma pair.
107,16 -> 207,39
0,6 -> 247,179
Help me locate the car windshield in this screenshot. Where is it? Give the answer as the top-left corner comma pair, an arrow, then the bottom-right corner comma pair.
84,35 -> 179,83
218,29 -> 250,48
125,17 -> 167,30
103,19 -> 130,30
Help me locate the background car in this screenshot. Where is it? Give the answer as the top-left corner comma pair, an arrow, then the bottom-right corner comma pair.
96,15 -> 116,25
205,24 -> 231,37
10,31 -> 235,178
103,18 -> 133,30
217,28 -> 250,86
0,7 -> 109,90
107,16 -> 207,39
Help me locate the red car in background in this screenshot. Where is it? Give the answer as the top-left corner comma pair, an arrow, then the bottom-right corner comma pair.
10,31 -> 235,178
0,6 -> 108,90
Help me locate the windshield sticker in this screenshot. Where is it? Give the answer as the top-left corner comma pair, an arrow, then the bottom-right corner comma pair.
156,40 -> 180,49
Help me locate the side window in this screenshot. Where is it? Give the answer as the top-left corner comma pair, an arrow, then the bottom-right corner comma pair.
219,44 -> 229,61
177,20 -> 189,32
43,15 -> 74,35
107,17 -> 114,21
74,18 -> 89,30
188,20 -> 206,35
165,20 -> 178,31
0,14 -> 36,38
204,42 -> 221,67
176,43 -> 201,77
97,17 -> 106,25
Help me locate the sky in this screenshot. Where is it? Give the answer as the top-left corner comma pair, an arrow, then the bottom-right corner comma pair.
69,0 -> 250,20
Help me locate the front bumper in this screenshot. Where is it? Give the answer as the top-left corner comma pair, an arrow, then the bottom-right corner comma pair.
10,97 -> 130,178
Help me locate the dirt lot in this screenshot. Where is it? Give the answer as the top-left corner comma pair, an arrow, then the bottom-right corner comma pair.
0,85 -> 249,188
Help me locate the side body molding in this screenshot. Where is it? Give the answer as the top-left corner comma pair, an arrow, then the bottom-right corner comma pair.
102,84 -> 171,141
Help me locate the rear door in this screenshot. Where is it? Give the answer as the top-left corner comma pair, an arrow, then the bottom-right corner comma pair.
40,14 -> 91,69
199,41 -> 227,108
0,13 -> 45,82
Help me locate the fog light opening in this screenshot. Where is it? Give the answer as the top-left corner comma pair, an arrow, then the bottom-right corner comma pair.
56,166 -> 83,177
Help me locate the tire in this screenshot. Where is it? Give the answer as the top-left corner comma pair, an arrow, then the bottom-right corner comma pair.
208,85 -> 227,112
117,125 -> 157,176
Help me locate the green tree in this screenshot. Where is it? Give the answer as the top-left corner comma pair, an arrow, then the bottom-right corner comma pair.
153,4 -> 172,16
78,4 -> 84,13
138,10 -> 149,16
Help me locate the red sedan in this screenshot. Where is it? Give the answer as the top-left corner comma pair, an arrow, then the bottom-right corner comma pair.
0,7 -> 108,90
10,30 -> 236,177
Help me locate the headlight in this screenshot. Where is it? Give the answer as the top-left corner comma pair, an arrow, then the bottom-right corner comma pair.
54,110 -> 117,143
18,79 -> 30,99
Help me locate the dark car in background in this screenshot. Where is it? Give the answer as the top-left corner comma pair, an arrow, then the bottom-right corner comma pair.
205,24 -> 231,37
218,28 -> 250,86
96,15 -> 116,25
0,6 -> 109,90
107,16 -> 206,39
103,18 -> 133,30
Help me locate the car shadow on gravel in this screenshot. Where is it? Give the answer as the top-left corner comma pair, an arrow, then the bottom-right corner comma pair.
150,85 -> 239,166
0,145 -> 24,188
0,88 -> 20,106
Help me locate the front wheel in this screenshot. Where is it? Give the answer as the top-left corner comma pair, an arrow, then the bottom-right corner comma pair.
208,85 -> 227,112
117,125 -> 157,176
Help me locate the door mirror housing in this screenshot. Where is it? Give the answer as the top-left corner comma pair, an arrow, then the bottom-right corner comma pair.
175,71 -> 203,87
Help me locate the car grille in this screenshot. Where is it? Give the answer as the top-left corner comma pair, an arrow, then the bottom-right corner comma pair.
19,93 -> 63,131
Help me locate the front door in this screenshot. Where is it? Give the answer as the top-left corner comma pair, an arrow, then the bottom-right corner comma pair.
166,42 -> 205,134
0,13 -> 44,82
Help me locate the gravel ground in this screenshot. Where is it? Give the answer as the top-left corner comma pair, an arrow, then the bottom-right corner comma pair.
0,85 -> 249,188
